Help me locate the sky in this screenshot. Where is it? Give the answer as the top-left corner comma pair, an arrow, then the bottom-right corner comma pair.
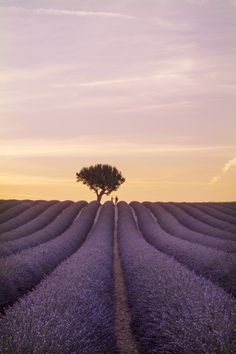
0,0 -> 236,202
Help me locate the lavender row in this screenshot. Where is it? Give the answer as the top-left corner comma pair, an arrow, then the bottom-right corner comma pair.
144,202 -> 236,252
0,200 -> 22,214
0,201 -> 34,224
118,202 -> 236,354
0,202 -> 117,354
131,202 -> 236,297
207,203 -> 236,217
184,203 -> 236,233
161,202 -> 235,240
175,203 -> 235,239
194,203 -> 236,226
0,201 -> 87,257
0,201 -> 72,243
0,201 -> 99,309
0,201 -> 56,234
222,202 -> 236,212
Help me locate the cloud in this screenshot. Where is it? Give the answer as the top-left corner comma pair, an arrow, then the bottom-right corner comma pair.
0,6 -> 136,20
51,76 -> 148,88
1,139 -> 235,158
50,60 -> 197,90
115,100 -> 193,113
36,8 -> 136,20
0,64 -> 80,83
210,157 -> 236,184
222,158 -> 236,173
0,173 -> 71,186
51,75 -> 156,89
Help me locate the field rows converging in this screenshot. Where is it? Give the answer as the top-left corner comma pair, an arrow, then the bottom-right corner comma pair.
0,201 -> 87,257
160,202 -> 236,240
0,201 -> 99,308
0,200 -> 236,353
193,203 -> 236,226
143,202 -> 236,252
0,200 -> 73,243
175,203 -> 236,234
0,201 -> 57,234
0,200 -> 36,225
131,202 -> 236,297
0,200 -> 26,215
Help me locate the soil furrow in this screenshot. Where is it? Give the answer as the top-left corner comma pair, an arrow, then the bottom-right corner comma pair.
113,205 -> 140,354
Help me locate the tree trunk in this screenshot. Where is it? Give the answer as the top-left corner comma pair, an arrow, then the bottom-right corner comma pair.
97,191 -> 104,203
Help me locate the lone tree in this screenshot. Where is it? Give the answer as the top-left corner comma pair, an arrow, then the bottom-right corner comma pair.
76,164 -> 125,202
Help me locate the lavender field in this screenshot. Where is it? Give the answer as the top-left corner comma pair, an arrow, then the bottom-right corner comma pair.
0,199 -> 236,354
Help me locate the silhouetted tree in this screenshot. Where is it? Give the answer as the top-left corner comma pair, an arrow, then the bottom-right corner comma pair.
76,164 -> 125,202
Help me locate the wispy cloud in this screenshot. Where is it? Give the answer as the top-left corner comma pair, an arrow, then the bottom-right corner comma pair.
51,76 -> 148,88
128,179 -> 206,186
51,59 -> 196,87
0,173 -> 72,186
0,6 -> 136,20
0,64 -> 80,83
52,76 -> 148,87
210,157 -> 236,184
1,139 -> 235,158
115,100 -> 193,113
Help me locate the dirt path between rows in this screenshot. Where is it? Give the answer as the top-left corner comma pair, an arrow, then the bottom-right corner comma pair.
113,205 -> 140,354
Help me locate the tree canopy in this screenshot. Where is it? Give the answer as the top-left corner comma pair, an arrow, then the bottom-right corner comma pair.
76,164 -> 125,202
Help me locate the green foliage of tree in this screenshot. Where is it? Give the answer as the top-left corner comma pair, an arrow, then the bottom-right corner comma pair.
76,164 -> 125,202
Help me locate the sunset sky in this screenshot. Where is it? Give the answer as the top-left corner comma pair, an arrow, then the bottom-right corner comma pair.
0,0 -> 236,202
